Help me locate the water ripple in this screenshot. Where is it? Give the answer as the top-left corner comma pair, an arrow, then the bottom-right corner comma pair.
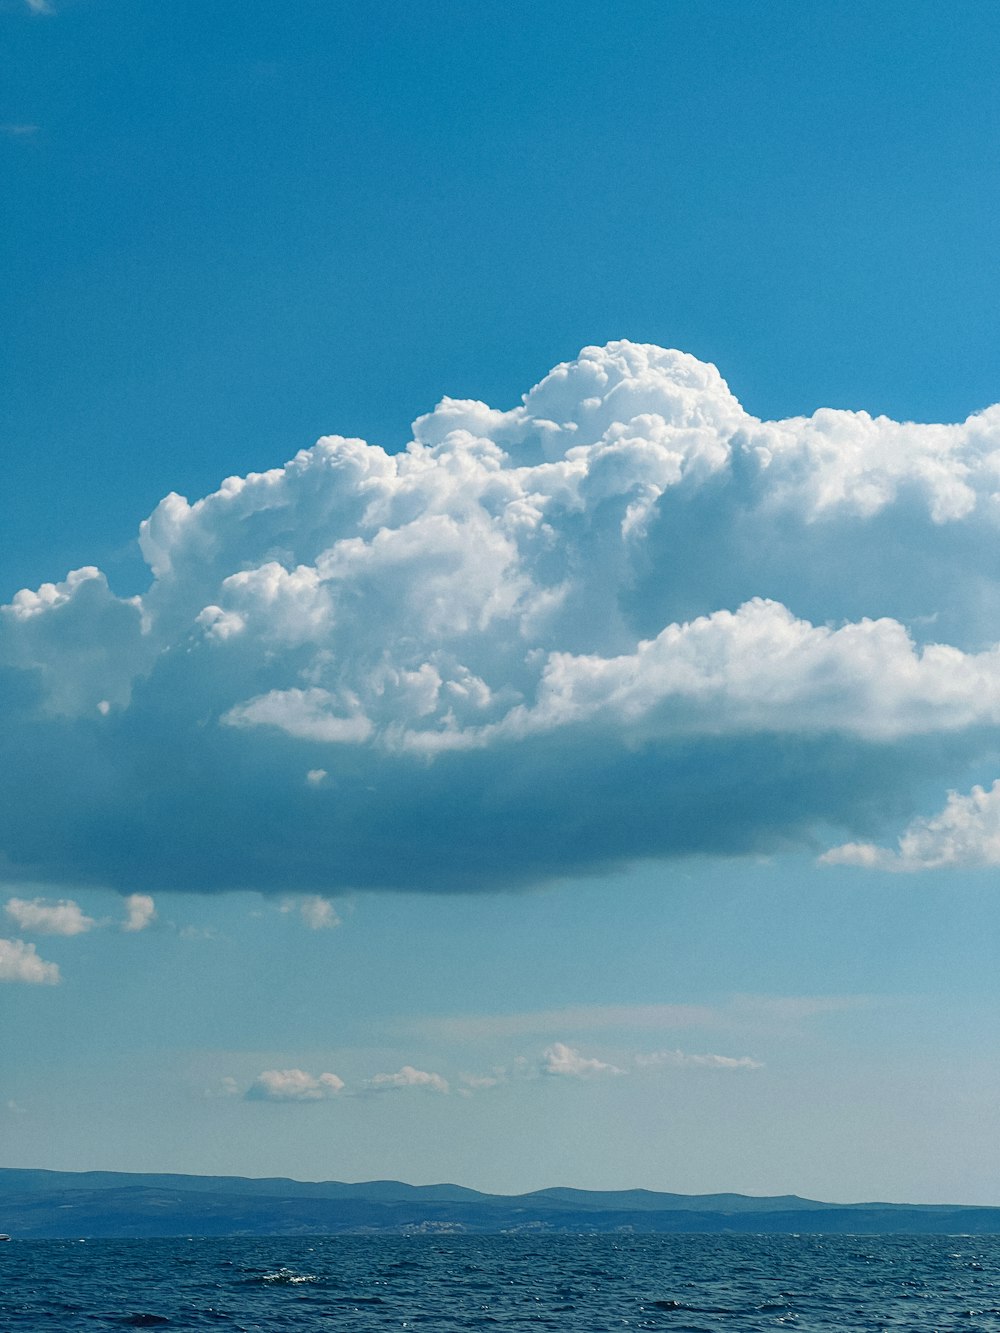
2,1233 -> 1000,1330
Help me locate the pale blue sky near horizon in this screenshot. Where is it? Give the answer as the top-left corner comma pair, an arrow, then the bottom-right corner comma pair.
3,0 -> 1000,1204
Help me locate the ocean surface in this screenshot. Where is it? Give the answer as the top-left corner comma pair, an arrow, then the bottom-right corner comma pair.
2,1232 -> 1000,1331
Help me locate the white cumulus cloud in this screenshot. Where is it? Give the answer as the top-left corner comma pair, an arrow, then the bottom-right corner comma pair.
121,894 -> 156,932
5,896 -> 95,936
4,341 -> 1000,894
0,937 -> 59,984
822,779 -> 1000,871
367,1065 -> 449,1093
541,1042 -> 624,1078
246,1068 -> 345,1101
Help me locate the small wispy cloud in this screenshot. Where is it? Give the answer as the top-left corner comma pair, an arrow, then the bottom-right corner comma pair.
634,1048 -> 763,1070
0,937 -> 59,984
367,1065 -> 449,1094
1,123 -> 39,138
245,1068 -> 345,1102
5,896 -> 95,936
406,1003 -> 718,1042
404,995 -> 868,1043
541,1042 -> 624,1078
280,894 -> 341,930
727,994 -> 872,1024
459,1071 -> 504,1091
178,924 -> 218,941
122,893 -> 156,932
202,1076 -> 240,1100
24,0 -> 53,14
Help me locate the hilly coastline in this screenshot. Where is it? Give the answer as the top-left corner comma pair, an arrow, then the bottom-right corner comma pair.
2,1169 -> 997,1238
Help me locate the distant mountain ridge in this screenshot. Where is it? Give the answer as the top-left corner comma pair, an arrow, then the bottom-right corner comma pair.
1,1168 -> 996,1238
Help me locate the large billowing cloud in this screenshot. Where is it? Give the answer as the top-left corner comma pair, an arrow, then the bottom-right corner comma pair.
3,341 -> 1000,896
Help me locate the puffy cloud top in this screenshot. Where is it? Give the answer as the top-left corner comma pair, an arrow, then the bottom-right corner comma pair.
0,937 -> 59,984
541,1042 -> 624,1078
246,1069 -> 345,1102
823,779 -> 1000,871
2,341 -> 1000,896
367,1066 -> 450,1094
122,894 -> 156,933
5,897 -> 94,936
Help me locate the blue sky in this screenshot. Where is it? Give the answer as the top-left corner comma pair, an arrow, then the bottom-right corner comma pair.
2,0 -> 1000,1204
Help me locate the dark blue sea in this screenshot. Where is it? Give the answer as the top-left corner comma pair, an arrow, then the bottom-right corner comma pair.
3,1233 -> 1000,1331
